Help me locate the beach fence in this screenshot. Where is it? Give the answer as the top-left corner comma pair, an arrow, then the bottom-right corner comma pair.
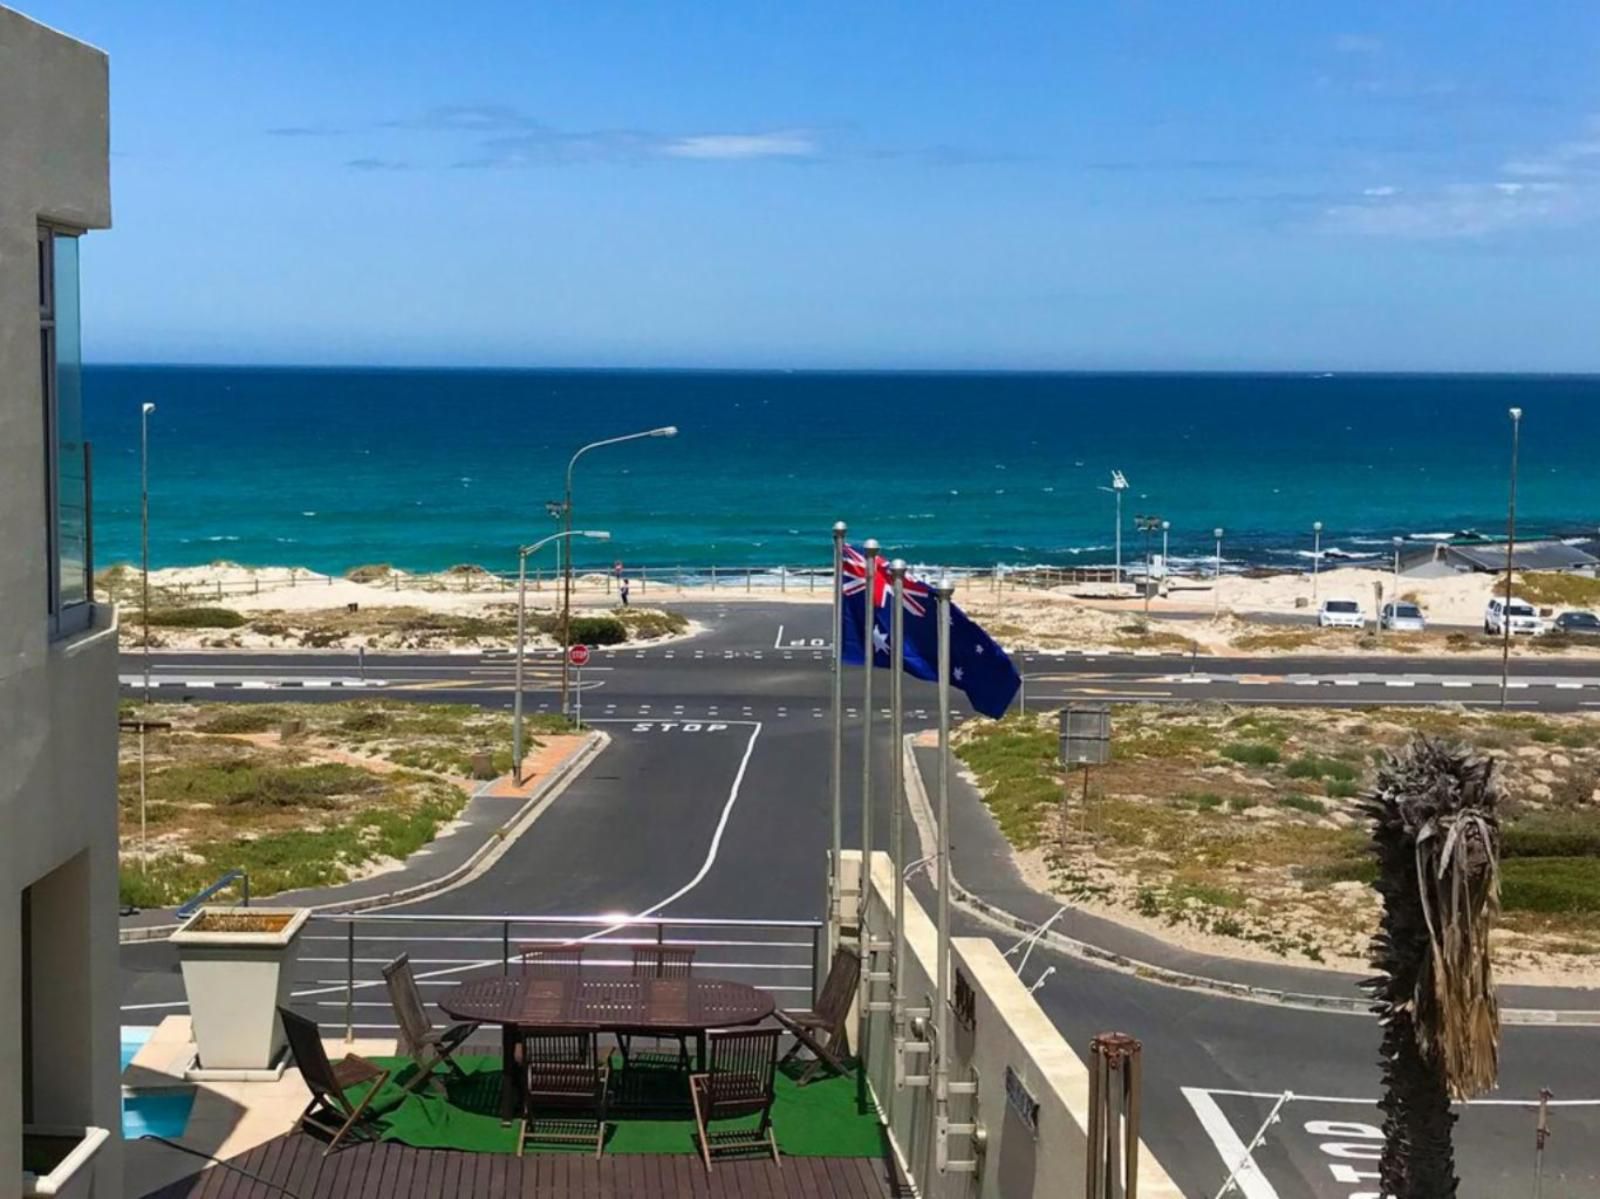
102,560 -> 1159,609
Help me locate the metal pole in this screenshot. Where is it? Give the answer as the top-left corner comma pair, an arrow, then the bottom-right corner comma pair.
1312,520 -> 1322,602
560,467 -> 574,716
1160,520 -> 1169,597
345,924 -> 355,1042
141,402 -> 155,703
1534,1087 -> 1552,1199
858,539 -> 880,933
514,548 -> 528,783
1502,407 -> 1522,709
139,726 -> 148,872
1115,488 -> 1122,584
1392,536 -> 1403,601
888,562 -> 908,1076
829,522 -> 847,947
1213,528 -> 1223,617
932,576 -> 955,1162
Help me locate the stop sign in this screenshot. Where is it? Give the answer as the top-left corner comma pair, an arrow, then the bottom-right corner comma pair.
567,643 -> 591,668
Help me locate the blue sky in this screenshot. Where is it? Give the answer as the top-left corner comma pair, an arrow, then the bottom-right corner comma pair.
26,1 -> 1600,371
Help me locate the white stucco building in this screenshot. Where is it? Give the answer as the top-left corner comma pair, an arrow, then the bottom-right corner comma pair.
1,6 -> 121,1196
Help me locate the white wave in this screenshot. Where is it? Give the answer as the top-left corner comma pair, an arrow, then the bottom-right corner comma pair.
202,535 -> 241,542
301,511 -> 317,517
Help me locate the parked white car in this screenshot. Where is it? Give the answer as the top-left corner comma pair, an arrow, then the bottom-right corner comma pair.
1317,598 -> 1366,629
1484,596 -> 1544,636
1380,601 -> 1427,632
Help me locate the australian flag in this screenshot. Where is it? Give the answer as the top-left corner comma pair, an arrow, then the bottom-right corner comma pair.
839,545 -> 1021,718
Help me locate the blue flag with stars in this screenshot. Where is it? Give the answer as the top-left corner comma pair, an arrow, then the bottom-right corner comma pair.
839,547 -> 1021,719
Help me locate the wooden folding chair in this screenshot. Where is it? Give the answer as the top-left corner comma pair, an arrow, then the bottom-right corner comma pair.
278,1006 -> 392,1156
776,945 -> 859,1084
382,953 -> 479,1091
516,943 -> 587,977
689,1026 -> 782,1170
518,1031 -> 611,1159
619,945 -> 697,1068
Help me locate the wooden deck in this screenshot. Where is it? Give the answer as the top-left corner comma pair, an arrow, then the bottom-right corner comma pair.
141,1132 -> 905,1198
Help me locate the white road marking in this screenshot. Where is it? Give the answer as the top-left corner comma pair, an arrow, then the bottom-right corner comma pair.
1180,1087 -> 1279,1199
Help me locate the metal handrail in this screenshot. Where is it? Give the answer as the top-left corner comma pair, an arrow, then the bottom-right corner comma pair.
175,869 -> 250,920
309,912 -> 822,927
294,912 -> 825,1042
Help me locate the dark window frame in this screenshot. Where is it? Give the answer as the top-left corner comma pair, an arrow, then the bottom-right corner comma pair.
40,223 -> 93,640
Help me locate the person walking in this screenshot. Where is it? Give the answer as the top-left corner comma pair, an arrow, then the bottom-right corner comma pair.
620,577 -> 631,606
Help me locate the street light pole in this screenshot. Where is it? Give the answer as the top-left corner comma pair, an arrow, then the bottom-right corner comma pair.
1160,519 -> 1170,597
140,402 -> 156,703
1392,536 -> 1403,598
559,427 -> 678,716
1311,520 -> 1323,602
1501,407 -> 1523,709
518,529 -> 610,782
1213,527 -> 1224,617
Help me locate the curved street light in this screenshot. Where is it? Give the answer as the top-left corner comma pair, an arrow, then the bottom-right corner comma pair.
560,427 -> 678,713
518,529 -> 610,782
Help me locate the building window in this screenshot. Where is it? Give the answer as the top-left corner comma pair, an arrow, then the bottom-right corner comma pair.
40,226 -> 92,637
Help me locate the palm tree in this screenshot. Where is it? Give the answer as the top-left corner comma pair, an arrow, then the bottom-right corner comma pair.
1362,736 -> 1503,1198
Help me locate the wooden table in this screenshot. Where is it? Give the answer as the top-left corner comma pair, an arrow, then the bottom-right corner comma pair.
439,974 -> 776,1118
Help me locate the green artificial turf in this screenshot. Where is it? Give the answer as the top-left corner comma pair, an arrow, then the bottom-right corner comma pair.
360,1054 -> 884,1158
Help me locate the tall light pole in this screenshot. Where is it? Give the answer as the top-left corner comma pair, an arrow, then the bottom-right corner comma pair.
1391,536 -> 1404,598
1134,515 -> 1162,616
1160,519 -> 1171,596
1501,407 -> 1523,709
1213,527 -> 1224,616
1101,471 -> 1129,587
140,402 -> 156,703
559,427 -> 677,715
1311,520 -> 1324,602
517,529 -> 610,781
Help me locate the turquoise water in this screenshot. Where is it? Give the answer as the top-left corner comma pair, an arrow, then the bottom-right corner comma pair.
83,366 -> 1600,575
120,1026 -> 195,1140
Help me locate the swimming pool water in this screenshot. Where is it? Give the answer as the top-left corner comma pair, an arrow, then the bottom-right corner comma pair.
121,1026 -> 194,1139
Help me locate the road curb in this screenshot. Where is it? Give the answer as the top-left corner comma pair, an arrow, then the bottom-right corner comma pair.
901,736 -> 1600,1026
119,730 -> 609,943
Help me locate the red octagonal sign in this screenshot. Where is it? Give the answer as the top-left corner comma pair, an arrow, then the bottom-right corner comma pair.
567,643 -> 591,668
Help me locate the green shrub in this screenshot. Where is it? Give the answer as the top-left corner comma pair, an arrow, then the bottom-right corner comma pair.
1503,812 -> 1600,859
566,615 -> 627,646
1325,777 -> 1360,799
1227,796 -> 1254,813
1278,794 -> 1327,816
195,707 -> 288,735
346,563 -> 392,582
1501,857 -> 1600,914
1176,792 -> 1225,811
142,607 -> 246,629
1286,755 -> 1358,782
1221,742 -> 1280,767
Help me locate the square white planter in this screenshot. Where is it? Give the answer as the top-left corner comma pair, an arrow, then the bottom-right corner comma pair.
172,906 -> 309,1074
22,1125 -> 109,1198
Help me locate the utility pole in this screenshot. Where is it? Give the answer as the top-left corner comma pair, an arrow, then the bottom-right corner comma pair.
140,402 -> 156,703
1501,407 -> 1523,709
1311,520 -> 1323,602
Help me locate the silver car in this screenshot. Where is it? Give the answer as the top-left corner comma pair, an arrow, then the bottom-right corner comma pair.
1380,601 -> 1426,632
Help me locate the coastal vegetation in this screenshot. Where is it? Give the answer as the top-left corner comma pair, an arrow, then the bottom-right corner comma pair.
1513,571 -> 1600,609
954,703 -> 1600,974
116,700 -> 575,906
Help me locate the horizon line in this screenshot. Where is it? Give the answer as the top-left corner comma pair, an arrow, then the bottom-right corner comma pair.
82,361 -> 1600,380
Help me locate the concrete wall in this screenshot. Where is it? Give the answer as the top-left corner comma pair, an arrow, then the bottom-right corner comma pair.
848,851 -> 1182,1199
0,6 -> 119,1196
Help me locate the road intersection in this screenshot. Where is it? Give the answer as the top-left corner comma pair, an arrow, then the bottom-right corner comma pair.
119,601 -> 1600,1196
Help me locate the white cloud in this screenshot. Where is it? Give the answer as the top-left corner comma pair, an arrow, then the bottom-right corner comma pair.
1362,185 -> 1399,197
1334,33 -> 1384,55
1322,182 -> 1581,239
659,132 -> 817,160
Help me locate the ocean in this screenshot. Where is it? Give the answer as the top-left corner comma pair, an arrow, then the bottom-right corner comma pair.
83,365 -> 1600,578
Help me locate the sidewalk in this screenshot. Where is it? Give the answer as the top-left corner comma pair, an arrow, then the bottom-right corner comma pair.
119,731 -> 606,942
908,743 -> 1600,1020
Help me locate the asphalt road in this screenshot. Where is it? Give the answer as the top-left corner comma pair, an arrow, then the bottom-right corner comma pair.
119,601 -> 1600,1197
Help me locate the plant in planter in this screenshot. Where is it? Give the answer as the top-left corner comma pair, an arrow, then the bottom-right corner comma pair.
171,906 -> 310,1076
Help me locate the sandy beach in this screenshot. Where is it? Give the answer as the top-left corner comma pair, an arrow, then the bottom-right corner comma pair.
104,559 -> 1600,658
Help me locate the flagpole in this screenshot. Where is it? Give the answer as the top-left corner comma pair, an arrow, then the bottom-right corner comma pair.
888,559 -> 908,1117
829,521 -> 846,951
858,537 -> 880,934
932,574 -> 955,1170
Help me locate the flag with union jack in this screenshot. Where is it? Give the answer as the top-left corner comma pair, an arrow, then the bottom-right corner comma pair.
839,544 -> 1019,718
